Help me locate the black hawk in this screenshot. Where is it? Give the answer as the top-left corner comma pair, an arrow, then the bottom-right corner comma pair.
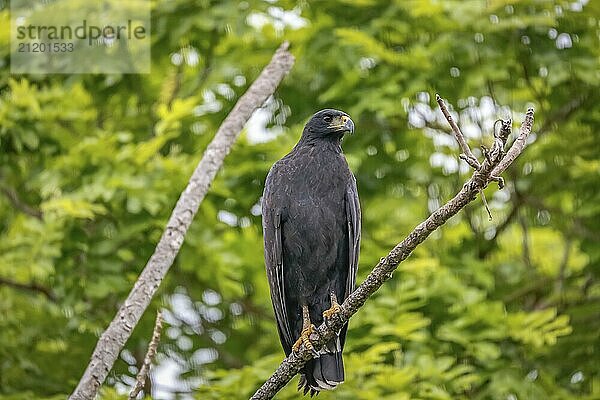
262,109 -> 361,395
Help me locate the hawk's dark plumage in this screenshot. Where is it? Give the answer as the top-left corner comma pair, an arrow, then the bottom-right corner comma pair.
262,109 -> 360,395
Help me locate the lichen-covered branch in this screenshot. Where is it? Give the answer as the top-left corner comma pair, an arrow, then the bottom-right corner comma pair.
129,311 -> 163,400
69,42 -> 295,400
250,101 -> 535,400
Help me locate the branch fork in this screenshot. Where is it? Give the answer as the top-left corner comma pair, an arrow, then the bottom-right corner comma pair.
435,95 -> 531,218
435,94 -> 481,170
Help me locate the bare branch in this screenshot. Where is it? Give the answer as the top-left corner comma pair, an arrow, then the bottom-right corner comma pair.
129,311 -> 163,400
250,104 -> 535,400
69,42 -> 295,400
436,95 -> 509,220
480,189 -> 493,221
435,94 -> 480,169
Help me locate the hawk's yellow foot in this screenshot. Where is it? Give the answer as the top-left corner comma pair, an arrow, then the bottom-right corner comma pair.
323,293 -> 342,320
292,323 -> 317,353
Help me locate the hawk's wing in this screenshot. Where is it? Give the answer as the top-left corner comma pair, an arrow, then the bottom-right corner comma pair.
262,173 -> 294,355
345,175 -> 361,299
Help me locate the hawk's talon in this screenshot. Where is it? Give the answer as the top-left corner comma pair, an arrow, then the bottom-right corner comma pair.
292,324 -> 317,353
322,302 -> 342,320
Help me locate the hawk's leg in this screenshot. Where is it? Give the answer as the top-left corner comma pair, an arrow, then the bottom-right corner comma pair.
322,292 -> 342,320
292,305 -> 317,355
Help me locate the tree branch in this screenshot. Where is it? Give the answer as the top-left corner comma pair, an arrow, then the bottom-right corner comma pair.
538,94 -> 586,136
435,95 -> 508,219
250,101 -> 535,400
0,185 -> 43,220
129,311 -> 163,400
69,42 -> 295,400
491,108 -> 535,177
554,236 -> 571,300
435,94 -> 480,169
0,276 -> 57,301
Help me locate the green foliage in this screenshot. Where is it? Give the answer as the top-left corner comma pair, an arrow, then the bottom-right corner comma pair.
0,0 -> 598,399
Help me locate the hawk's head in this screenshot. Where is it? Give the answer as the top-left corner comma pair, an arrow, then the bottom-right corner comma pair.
302,109 -> 354,140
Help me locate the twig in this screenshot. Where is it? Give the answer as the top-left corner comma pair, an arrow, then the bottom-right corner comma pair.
190,28 -> 220,96
250,104 -> 535,400
554,237 -> 572,300
519,215 -> 532,269
503,276 -> 552,303
0,186 -> 43,220
435,94 -> 480,169
436,95 -> 499,219
0,276 -> 57,301
490,108 -> 535,177
475,118 -> 512,219
480,189 -> 493,221
538,95 -> 586,136
129,311 -> 163,400
69,42 -> 295,400
162,64 -> 183,110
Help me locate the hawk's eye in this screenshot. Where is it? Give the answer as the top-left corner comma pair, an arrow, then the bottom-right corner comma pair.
323,115 -> 332,123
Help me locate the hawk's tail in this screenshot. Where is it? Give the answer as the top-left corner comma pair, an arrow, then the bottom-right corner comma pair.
298,337 -> 344,397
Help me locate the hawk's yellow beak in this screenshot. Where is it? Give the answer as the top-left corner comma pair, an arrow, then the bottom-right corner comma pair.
329,115 -> 355,134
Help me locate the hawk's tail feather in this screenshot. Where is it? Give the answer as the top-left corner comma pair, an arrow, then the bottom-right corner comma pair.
298,338 -> 344,397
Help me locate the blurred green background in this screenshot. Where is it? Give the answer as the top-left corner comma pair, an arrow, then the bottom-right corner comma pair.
0,0 -> 598,399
